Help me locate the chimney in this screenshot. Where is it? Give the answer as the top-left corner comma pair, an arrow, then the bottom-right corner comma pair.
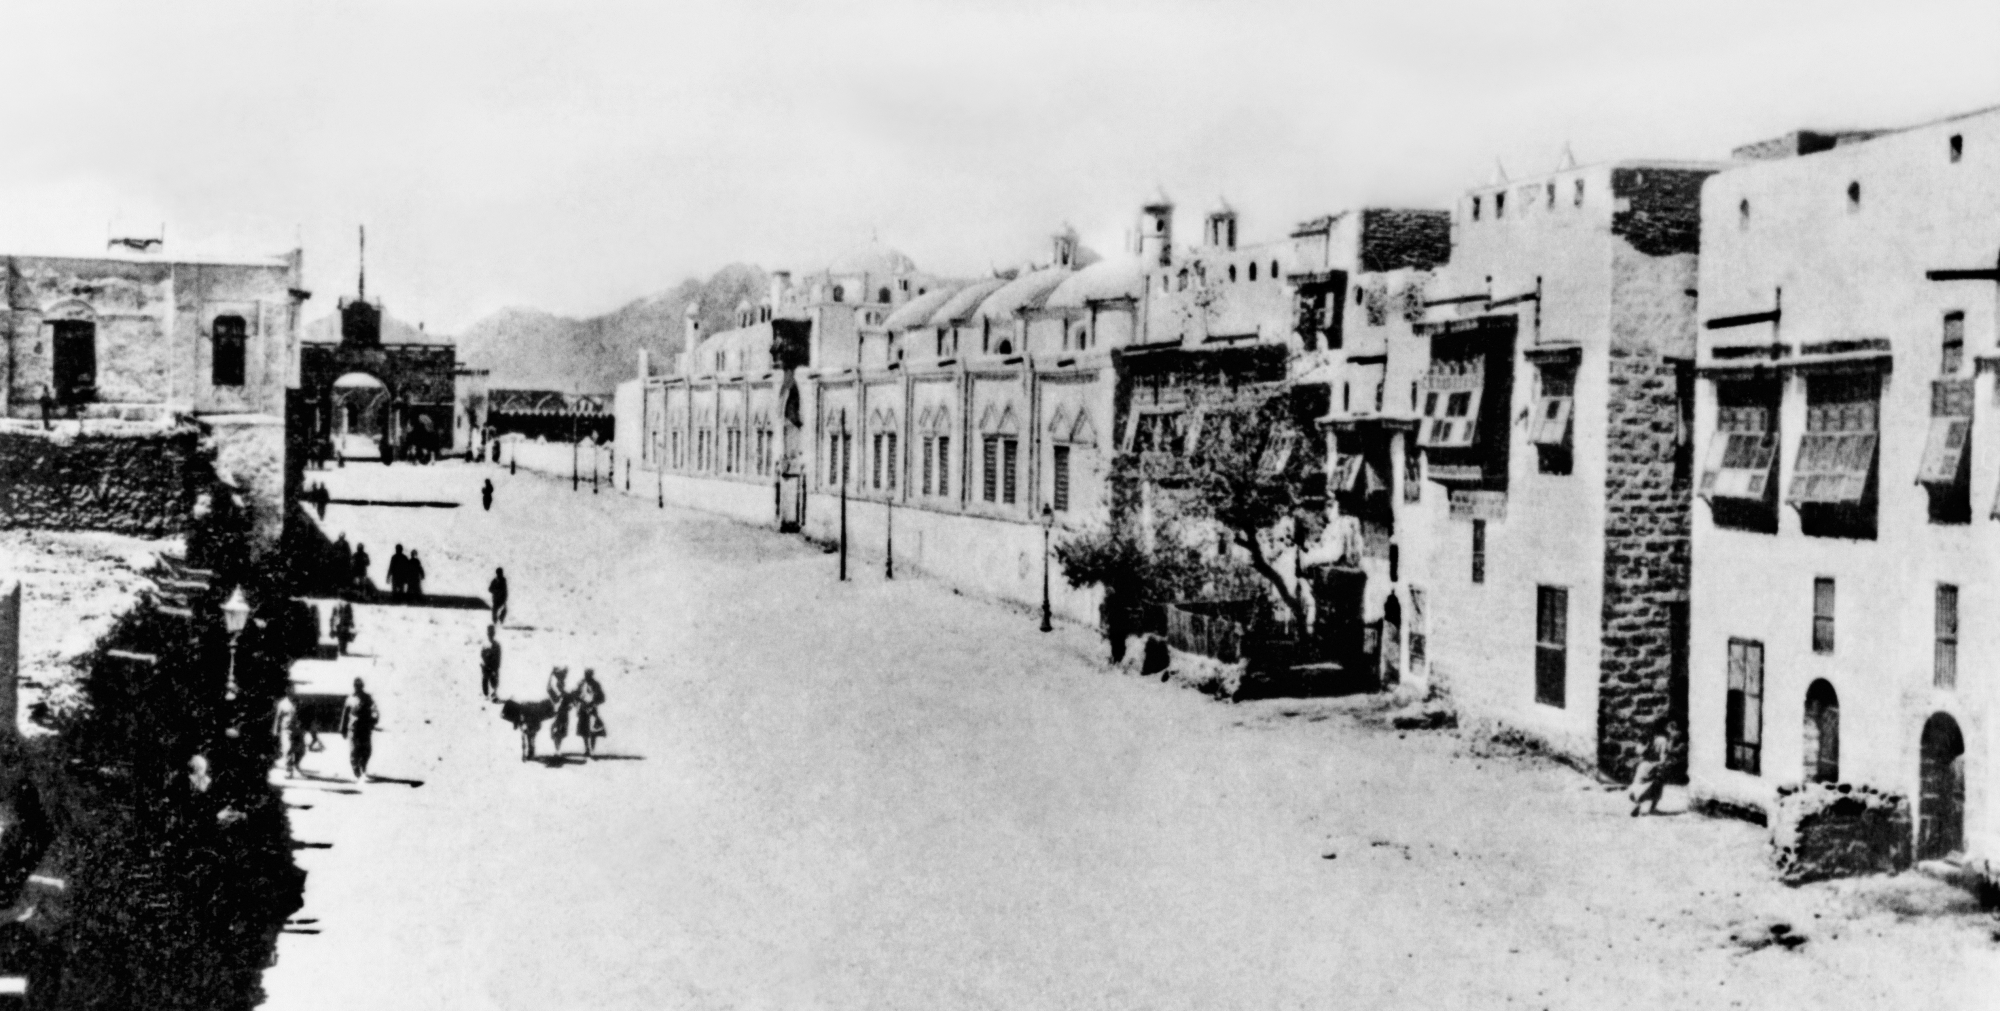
637,348 -> 650,381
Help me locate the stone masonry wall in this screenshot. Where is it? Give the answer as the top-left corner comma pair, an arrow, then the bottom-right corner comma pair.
1358,209 -> 1452,274
1596,247 -> 1698,780
1771,782 -> 1913,885
0,425 -> 208,535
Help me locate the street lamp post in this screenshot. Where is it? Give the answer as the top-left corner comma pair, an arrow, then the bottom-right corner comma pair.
838,417 -> 849,582
221,587 -> 252,698
885,464 -> 894,581
509,435 -> 516,475
1040,504 -> 1055,633
572,414 -> 581,491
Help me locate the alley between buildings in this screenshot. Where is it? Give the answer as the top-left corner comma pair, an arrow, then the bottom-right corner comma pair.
263,460 -> 1994,1010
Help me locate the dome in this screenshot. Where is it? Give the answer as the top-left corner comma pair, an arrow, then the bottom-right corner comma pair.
928,278 -> 1010,327
1043,256 -> 1143,310
975,267 -> 1072,321
826,239 -> 917,278
881,284 -> 962,331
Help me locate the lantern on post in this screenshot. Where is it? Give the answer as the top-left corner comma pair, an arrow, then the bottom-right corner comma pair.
221,587 -> 252,697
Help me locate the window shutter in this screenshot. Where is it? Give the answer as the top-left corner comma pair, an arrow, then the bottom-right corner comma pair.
1053,445 -> 1070,512
1529,396 -> 1573,447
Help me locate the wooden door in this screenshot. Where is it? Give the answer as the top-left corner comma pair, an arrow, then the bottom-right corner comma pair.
51,320 -> 96,405
1919,713 -> 1965,860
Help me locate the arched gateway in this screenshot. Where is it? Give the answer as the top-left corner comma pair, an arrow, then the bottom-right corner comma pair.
298,297 -> 456,463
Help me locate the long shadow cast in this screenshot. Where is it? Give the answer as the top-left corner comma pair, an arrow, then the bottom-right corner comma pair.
364,774 -> 426,788
531,754 -> 589,768
350,593 -> 492,612
327,498 -> 462,509
585,754 -> 646,762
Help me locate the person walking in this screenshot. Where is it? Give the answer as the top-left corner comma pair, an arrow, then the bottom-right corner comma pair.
331,599 -> 357,655
1628,719 -> 1680,817
274,687 -> 307,778
38,385 -> 54,430
339,678 -> 380,782
489,567 -> 509,625
481,478 -> 494,512
408,550 -> 427,601
351,544 -> 372,596
479,625 -> 503,701
574,668 -> 607,758
545,667 -> 572,756
388,545 -> 409,602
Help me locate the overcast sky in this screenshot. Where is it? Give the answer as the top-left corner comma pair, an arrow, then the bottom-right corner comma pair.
0,1 -> 1993,332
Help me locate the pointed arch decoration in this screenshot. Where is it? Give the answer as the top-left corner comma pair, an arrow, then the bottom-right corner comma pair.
995,403 -> 1019,435
978,403 -> 1000,432
1046,405 -> 1072,440
1069,411 -> 1099,448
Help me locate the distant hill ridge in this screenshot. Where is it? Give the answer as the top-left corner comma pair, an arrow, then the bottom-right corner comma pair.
457,263 -> 768,392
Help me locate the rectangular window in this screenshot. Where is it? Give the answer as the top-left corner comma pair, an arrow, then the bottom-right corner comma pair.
872,433 -> 883,489
1787,373 -> 1879,507
1699,394 -> 1780,502
921,435 -> 934,495
1919,378 -> 1973,491
886,433 -> 897,490
1528,366 -> 1574,448
1726,638 -> 1764,774
1053,445 -> 1071,512
1417,358 -> 1484,449
983,435 -> 999,502
1812,578 -> 1835,654
1936,584 -> 1959,688
1471,519 -> 1486,584
211,316 -> 247,387
1535,585 -> 1567,708
1003,438 -> 1019,504
937,436 -> 950,498
1407,587 -> 1427,677
1943,311 -> 1965,375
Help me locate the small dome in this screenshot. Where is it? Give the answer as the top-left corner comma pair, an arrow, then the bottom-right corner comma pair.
827,239 -> 917,278
1044,255 -> 1144,309
882,284 -> 963,331
975,267 -> 1072,321
928,278 -> 1010,327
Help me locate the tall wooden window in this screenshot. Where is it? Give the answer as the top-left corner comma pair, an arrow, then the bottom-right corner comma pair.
982,435 -> 999,502
1812,577 -> 1835,654
936,436 -> 950,498
885,433 -> 897,490
1535,586 -> 1567,708
1726,638 -> 1764,775
1053,445 -> 1071,512
1936,584 -> 1959,689
1002,438 -> 1019,504
1791,372 -> 1880,538
921,436 -> 935,495
1922,378 -> 1973,524
1471,520 -> 1486,584
211,315 -> 247,387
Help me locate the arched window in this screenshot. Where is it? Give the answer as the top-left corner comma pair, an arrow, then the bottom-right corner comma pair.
1919,713 -> 1966,859
1228,265 -> 1237,282
1247,262 -> 1257,282
1846,181 -> 1861,210
832,285 -> 846,303
1472,196 -> 1482,221
878,287 -> 891,303
995,339 -> 1013,355
1738,199 -> 1750,229
1802,680 -> 1839,783
1270,260 -> 1279,278
1950,134 -> 1963,163
1573,179 -> 1585,207
211,315 -> 247,387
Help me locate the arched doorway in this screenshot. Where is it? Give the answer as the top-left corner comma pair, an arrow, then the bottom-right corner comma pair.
1380,593 -> 1403,688
1918,713 -> 1966,860
1802,680 -> 1839,784
331,373 -> 391,460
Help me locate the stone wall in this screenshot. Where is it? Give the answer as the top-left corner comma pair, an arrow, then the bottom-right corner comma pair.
1595,248 -> 1698,779
0,425 -> 208,535
1771,782 -> 1913,885
1611,167 -> 1716,258
1358,209 -> 1452,274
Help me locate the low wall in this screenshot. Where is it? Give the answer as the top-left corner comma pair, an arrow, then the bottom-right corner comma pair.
616,465 -> 1103,627
500,437 -> 613,485
1770,782 -> 1912,885
0,423 -> 206,535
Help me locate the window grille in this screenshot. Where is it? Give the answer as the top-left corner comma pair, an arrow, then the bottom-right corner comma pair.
1535,586 -> 1567,708
1726,638 -> 1764,774
1936,584 -> 1959,689
1003,438 -> 1018,504
1418,358 -> 1483,449
212,316 -> 247,387
1053,446 -> 1070,512
983,435 -> 999,502
1786,374 -> 1879,506
1471,519 -> 1486,584
1812,578 -> 1835,654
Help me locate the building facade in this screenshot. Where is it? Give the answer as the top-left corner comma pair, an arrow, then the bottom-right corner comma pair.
1688,107 -> 2000,870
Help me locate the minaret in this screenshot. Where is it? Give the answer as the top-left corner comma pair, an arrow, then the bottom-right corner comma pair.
1140,197 -> 1174,267
357,225 -> 367,303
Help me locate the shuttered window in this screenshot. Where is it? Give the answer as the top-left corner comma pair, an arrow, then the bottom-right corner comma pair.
1418,358 -> 1484,449
886,433 -> 897,490
1726,638 -> 1764,775
212,315 -> 247,387
937,436 -> 950,498
1535,586 -> 1567,708
1812,577 -> 1835,654
921,436 -> 934,495
1920,379 -> 1973,489
1936,584 -> 1959,689
1787,373 -> 1879,506
1529,365 -> 1574,447
1471,519 -> 1486,584
1002,438 -> 1019,504
1700,399 -> 1779,502
983,435 -> 999,502
1053,445 -> 1071,512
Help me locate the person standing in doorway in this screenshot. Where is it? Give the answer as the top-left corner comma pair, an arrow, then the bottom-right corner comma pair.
331,599 -> 356,655
408,550 -> 427,601
489,567 -> 509,625
481,478 -> 494,512
479,625 -> 502,701
339,678 -> 380,782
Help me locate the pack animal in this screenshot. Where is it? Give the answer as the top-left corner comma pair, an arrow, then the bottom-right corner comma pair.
498,698 -> 561,760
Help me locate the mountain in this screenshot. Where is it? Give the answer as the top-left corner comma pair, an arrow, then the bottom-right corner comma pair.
458,263 -> 769,392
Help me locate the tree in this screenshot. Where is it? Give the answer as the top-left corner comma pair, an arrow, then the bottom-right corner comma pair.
1157,388 -> 1315,632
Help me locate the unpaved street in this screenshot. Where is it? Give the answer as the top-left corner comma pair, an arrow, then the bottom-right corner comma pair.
263,461 -> 1995,1010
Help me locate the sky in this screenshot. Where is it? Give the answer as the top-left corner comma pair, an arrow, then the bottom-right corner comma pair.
0,0 -> 1993,333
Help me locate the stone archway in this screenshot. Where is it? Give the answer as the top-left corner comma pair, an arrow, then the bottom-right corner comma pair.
1802,679 -> 1839,784
1380,593 -> 1402,688
1918,712 -> 1966,860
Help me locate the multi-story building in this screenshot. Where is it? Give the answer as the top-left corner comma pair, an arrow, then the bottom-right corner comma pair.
1400,158 -> 1719,778
1688,107 -> 2000,869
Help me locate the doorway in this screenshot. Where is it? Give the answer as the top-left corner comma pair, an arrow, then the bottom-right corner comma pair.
1380,593 -> 1402,688
1802,680 -> 1839,784
1918,713 -> 1965,860
51,320 -> 97,406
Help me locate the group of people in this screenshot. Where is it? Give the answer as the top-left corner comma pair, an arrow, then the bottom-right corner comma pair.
270,678 -> 380,782
387,544 -> 428,601
543,666 -> 609,758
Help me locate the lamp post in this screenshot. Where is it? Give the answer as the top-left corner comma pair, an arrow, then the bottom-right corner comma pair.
509,435 -> 516,475
1040,504 -> 1055,633
838,416 -> 849,582
572,413 -> 581,491
885,457 -> 895,581
221,587 -> 252,698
